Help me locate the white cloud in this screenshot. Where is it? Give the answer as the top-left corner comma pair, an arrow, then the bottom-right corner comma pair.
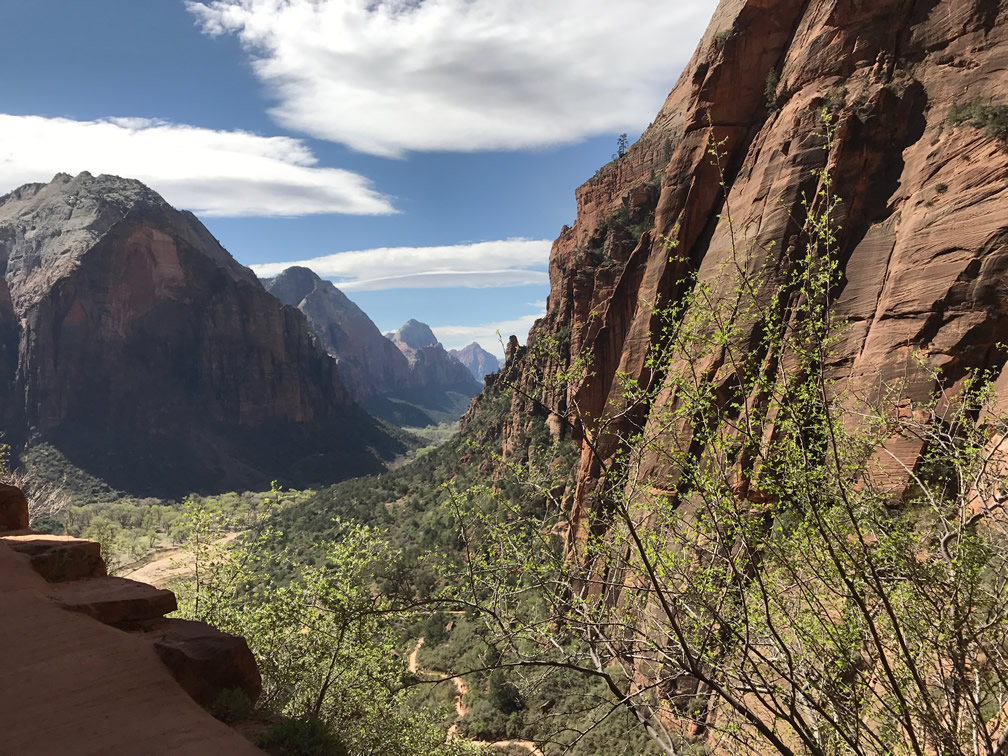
0,114 -> 395,217
187,0 -> 718,156
251,238 -> 550,290
433,312 -> 545,357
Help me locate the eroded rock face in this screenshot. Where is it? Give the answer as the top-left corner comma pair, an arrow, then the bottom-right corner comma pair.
4,534 -> 107,582
0,173 -> 407,494
493,0 -> 1008,536
459,0 -> 1008,744
265,266 -> 412,401
0,489 -> 263,751
146,618 -> 263,710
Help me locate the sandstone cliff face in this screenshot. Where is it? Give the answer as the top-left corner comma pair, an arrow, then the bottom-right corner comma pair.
491,0 -> 1008,536
264,266 -> 412,401
0,488 -> 263,754
0,173 -> 406,495
450,342 -> 502,382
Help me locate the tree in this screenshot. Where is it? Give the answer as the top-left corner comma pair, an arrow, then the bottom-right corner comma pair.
616,133 -> 629,159
444,113 -> 1008,755
174,496 -> 480,756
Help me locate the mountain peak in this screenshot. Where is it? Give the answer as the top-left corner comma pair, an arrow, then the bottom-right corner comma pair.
391,319 -> 439,350
449,342 -> 502,381
263,266 -> 325,307
0,173 -> 257,313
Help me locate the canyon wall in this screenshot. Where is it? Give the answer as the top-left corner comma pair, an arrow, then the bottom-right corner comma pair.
488,0 -> 1008,543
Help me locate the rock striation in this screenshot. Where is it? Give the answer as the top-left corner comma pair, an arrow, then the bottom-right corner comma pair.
0,173 -> 408,495
449,342 -> 502,382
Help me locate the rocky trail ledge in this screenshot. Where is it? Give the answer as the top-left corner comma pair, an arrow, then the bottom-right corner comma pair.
0,484 -> 263,755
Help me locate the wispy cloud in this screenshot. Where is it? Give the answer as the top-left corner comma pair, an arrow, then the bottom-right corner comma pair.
187,0 -> 718,156
432,312 -> 545,357
251,239 -> 550,291
0,114 -> 395,217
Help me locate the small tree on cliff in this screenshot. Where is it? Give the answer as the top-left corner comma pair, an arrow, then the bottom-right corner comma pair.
444,113 -> 1008,755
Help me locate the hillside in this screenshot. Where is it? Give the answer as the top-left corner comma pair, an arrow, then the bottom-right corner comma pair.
0,173 -> 410,496
463,0 -> 1008,749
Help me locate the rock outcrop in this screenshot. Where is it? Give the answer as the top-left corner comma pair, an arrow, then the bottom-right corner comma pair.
263,266 -> 412,401
0,487 -> 262,754
0,173 -> 408,495
487,0 -> 1008,536
449,342 -> 502,382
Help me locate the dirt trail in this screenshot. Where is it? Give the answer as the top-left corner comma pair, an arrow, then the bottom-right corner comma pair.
409,638 -> 543,755
409,637 -> 424,673
445,675 -> 470,739
124,532 -> 239,588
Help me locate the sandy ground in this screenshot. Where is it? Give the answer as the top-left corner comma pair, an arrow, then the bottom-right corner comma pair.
123,532 -> 239,588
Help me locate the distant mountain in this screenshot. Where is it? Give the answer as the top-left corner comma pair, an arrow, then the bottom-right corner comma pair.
449,343 -> 502,382
368,320 -> 483,426
388,319 -> 438,352
264,267 -> 411,401
263,274 -> 481,427
386,320 -> 481,393
0,172 -> 409,496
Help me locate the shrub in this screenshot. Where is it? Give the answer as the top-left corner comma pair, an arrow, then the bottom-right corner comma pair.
210,688 -> 255,724
257,718 -> 347,756
764,68 -> 780,110
948,101 -> 1008,147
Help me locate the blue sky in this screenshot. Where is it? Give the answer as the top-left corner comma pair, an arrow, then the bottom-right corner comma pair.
0,0 -> 716,355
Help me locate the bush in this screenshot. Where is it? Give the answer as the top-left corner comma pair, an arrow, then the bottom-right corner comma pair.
257,718 -> 347,756
488,670 -> 524,715
948,101 -> 1008,146
764,68 -> 780,110
459,697 -> 512,741
210,688 -> 255,724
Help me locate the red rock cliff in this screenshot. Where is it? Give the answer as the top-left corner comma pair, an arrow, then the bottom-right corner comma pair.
487,0 -> 1008,540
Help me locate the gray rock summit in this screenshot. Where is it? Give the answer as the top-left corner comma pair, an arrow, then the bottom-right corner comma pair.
388,319 -> 439,352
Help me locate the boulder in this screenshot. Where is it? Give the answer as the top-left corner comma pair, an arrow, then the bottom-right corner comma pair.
144,618 -> 262,709
2,534 -> 106,581
49,576 -> 177,626
0,483 -> 28,531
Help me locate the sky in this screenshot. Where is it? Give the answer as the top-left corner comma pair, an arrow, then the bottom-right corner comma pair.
0,0 -> 717,356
